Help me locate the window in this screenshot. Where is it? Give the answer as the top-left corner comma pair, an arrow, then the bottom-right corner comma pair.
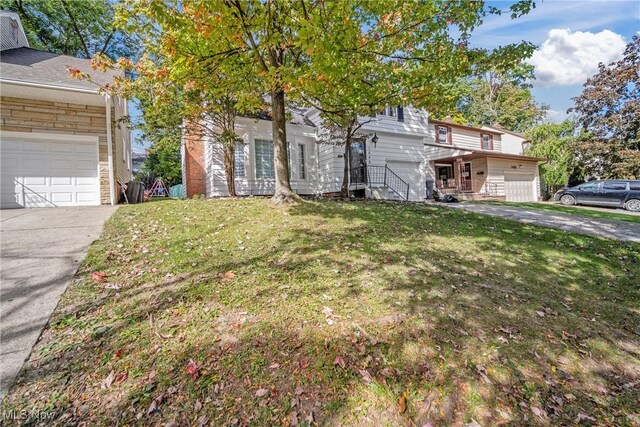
578,182 -> 600,191
255,139 -> 274,179
378,105 -> 403,120
234,143 -> 245,178
298,143 -> 306,179
603,182 -> 627,191
437,125 -> 451,144
480,133 -> 493,150
629,182 -> 640,191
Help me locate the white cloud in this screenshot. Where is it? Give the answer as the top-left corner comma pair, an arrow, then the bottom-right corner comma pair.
544,109 -> 569,123
529,29 -> 626,86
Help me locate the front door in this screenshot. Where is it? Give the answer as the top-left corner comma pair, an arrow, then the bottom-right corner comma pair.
458,161 -> 472,192
349,141 -> 367,184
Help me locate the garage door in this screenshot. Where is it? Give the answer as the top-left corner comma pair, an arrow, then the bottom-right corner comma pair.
1,134 -> 100,208
504,174 -> 535,202
386,160 -> 422,201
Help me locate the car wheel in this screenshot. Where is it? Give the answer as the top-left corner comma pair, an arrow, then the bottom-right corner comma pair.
624,198 -> 640,212
560,194 -> 576,205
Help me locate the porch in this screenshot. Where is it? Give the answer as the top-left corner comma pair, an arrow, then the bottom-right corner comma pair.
430,150 -> 545,202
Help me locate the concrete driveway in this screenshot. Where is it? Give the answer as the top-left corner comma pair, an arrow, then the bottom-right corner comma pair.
0,206 -> 116,397
447,203 -> 640,242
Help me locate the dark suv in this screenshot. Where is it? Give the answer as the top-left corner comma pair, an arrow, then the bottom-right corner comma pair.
554,180 -> 640,212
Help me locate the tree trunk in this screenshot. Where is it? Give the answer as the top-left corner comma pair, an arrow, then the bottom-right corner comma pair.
222,143 -> 236,197
270,88 -> 299,204
340,131 -> 352,197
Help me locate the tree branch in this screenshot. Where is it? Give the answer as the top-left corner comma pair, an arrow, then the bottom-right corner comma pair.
61,0 -> 91,58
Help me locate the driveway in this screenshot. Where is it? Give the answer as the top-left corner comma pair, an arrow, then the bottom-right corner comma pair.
0,206 -> 116,397
447,203 -> 640,242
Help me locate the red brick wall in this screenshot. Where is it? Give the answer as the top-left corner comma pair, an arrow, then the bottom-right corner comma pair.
183,121 -> 206,197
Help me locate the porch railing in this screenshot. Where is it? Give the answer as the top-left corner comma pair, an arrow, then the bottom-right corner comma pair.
350,164 -> 410,201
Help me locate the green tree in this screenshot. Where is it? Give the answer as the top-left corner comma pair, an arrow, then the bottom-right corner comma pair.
139,138 -> 182,187
1,0 -> 138,59
524,120 -> 583,198
457,62 -> 548,132
569,36 -> 639,179
112,0 -> 535,205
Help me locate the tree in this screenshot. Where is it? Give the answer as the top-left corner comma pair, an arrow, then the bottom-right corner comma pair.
113,0 -> 535,204
569,35 -> 640,179
1,0 -> 138,59
139,138 -> 182,187
524,120 -> 584,198
457,62 -> 548,132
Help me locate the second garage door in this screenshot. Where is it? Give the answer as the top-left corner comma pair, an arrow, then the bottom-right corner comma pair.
1,133 -> 100,208
504,174 -> 536,202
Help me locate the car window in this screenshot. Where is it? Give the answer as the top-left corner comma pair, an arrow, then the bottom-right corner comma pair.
629,182 -> 640,191
578,182 -> 600,190
603,182 -> 627,191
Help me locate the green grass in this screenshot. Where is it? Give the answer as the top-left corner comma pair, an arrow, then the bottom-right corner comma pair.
472,200 -> 640,224
2,198 -> 639,426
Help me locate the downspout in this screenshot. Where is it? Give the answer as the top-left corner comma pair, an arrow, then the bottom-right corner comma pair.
104,94 -> 116,205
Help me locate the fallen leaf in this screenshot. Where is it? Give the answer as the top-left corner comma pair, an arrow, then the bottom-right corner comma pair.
576,413 -> 596,422
185,359 -> 199,379
531,406 -> 545,418
535,311 -> 545,317
269,363 -> 280,369
113,348 -> 125,359
115,372 -> 128,383
255,388 -> 269,397
289,411 -> 299,426
294,386 -> 305,396
322,306 -> 333,317
101,370 -> 115,389
359,369 -> 372,383
333,356 -> 346,369
398,392 -> 407,413
147,394 -> 164,415
92,271 -> 107,282
194,400 -> 202,412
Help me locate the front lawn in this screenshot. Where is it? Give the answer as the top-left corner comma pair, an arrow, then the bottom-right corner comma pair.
473,200 -> 640,225
2,199 -> 638,426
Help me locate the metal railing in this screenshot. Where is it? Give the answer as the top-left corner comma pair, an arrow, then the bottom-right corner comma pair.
349,164 -> 410,201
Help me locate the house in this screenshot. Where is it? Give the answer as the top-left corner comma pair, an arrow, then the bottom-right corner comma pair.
183,106 -> 544,203
0,11 -> 131,208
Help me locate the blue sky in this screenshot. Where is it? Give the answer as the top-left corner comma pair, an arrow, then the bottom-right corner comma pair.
474,0 -> 640,122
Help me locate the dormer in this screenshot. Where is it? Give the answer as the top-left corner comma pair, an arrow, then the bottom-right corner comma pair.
0,11 -> 29,51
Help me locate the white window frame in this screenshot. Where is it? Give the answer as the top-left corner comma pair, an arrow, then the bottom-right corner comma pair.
234,142 -> 245,178
254,139 -> 275,179
298,143 -> 306,180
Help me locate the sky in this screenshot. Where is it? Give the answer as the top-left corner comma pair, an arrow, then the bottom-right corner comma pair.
474,0 -> 640,122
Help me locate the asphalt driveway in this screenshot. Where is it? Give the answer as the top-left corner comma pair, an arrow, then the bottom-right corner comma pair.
0,206 -> 116,397
447,203 -> 640,242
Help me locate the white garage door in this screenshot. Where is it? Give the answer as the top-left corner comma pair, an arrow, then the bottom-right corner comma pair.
504,174 -> 535,202
1,133 -> 100,208
386,160 -> 422,201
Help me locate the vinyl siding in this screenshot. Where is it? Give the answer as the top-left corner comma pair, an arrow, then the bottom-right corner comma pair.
487,158 -> 540,199
204,117 -> 319,197
425,124 -> 503,152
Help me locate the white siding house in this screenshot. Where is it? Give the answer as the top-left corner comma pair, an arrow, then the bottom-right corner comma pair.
185,107 -> 544,203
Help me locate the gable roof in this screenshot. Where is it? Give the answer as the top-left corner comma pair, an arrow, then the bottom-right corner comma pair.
430,119 -> 503,136
0,47 -> 118,91
483,124 -> 527,139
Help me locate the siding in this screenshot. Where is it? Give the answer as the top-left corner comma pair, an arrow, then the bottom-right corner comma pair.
425,123 -> 503,152
0,96 -> 119,204
487,158 -> 540,198
360,128 -> 428,201
205,117 -> 320,197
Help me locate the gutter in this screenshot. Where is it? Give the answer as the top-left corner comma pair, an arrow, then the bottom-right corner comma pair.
0,78 -> 100,95
104,94 -> 116,205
